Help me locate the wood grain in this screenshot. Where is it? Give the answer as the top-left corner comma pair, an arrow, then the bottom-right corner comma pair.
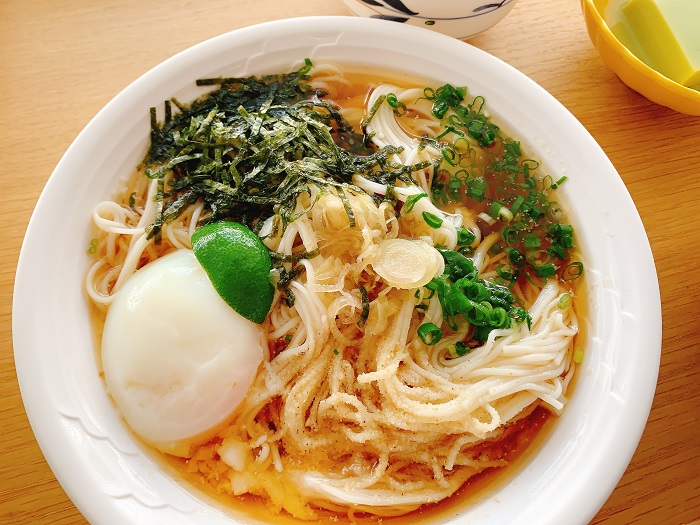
1,1 -> 698,524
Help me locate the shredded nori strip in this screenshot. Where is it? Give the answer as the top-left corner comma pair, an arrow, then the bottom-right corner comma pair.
275,264 -> 306,308
270,248 -> 321,263
357,283 -> 370,328
143,60 -> 428,241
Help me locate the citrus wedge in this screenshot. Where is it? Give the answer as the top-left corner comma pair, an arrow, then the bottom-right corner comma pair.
191,221 -> 274,324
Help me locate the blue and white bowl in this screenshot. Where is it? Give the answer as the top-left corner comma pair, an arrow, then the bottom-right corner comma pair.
340,0 -> 519,39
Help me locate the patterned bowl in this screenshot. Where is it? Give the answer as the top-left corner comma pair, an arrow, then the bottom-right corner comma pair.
339,0 -> 519,39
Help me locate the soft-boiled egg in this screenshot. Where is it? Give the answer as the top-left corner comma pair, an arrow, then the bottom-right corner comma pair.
101,249 -> 264,457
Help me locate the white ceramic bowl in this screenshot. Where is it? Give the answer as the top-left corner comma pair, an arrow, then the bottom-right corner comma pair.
339,0 -> 519,39
13,16 -> 660,525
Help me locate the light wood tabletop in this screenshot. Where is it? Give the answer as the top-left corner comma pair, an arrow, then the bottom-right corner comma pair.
2,1 -> 699,524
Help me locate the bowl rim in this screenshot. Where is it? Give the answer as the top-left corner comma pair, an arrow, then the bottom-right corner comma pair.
12,15 -> 661,525
581,0 -> 700,112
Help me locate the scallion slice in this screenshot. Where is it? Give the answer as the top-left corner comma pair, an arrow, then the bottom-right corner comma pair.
417,323 -> 442,345
422,211 -> 443,229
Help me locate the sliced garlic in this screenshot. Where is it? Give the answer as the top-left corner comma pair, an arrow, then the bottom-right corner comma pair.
371,238 -> 444,289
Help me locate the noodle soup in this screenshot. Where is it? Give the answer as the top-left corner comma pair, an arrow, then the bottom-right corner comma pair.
86,61 -> 584,522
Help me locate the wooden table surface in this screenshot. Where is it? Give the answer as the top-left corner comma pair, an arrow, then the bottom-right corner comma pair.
1,1 -> 699,524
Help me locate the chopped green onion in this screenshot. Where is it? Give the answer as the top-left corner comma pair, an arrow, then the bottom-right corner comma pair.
509,306 -> 531,328
432,99 -> 449,119
404,192 -> 428,213
535,263 -> 557,278
428,248 -> 532,340
489,242 -> 503,255
87,238 -> 98,254
447,177 -> 463,199
504,140 -> 522,156
454,341 -> 470,356
447,341 -> 471,358
467,178 -> 488,202
386,93 -> 407,116
487,201 -> 503,219
468,120 -> 484,138
547,243 -> 568,260
456,227 -> 476,246
499,207 -> 513,222
458,245 -> 475,257
489,307 -> 509,328
573,346 -> 584,364
551,175 -> 568,189
548,223 -> 575,248
439,249 -> 478,281
442,146 -> 458,166
524,234 -> 541,250
507,248 -> 526,268
472,325 -> 492,342
510,195 -> 524,214
487,201 -> 513,221
422,211 -> 443,229
558,293 -> 573,309
418,323 -> 442,345
501,226 -> 521,246
436,126 -> 456,140
562,261 -> 584,281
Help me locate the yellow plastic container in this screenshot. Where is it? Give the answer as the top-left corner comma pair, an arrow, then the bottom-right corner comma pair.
622,0 -> 700,90
580,0 -> 700,115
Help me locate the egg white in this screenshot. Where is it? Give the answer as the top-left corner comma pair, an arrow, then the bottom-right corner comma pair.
101,249 -> 264,457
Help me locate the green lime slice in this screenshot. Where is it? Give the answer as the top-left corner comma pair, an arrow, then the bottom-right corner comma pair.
191,221 -> 274,324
